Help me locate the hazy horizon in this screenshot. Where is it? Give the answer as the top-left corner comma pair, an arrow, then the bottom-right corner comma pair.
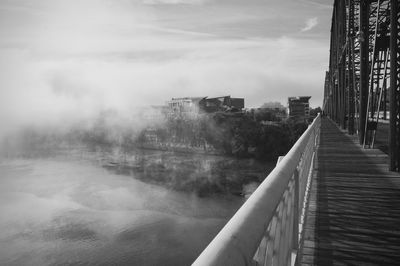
0,0 -> 333,134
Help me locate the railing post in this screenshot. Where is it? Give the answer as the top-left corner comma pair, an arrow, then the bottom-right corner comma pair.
292,167 -> 299,265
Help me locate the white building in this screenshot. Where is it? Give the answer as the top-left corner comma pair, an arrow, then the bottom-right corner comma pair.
167,97 -> 206,118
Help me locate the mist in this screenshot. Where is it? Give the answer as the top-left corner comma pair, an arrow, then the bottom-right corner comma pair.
0,158 -> 244,265
0,0 -> 331,140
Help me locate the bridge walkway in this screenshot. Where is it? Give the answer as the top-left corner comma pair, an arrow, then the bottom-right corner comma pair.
298,117 -> 400,265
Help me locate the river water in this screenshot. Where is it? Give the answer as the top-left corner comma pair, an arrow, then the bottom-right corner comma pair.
0,151 -> 272,265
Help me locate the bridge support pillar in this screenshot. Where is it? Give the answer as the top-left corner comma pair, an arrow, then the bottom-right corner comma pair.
359,0 -> 369,145
390,0 -> 400,171
347,0 -> 355,135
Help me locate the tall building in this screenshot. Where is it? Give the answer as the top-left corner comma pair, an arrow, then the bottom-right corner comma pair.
288,96 -> 311,119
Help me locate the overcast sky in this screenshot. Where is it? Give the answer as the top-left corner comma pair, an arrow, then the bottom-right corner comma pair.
0,0 -> 333,130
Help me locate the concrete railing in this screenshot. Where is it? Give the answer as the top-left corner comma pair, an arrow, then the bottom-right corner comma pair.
192,114 -> 321,266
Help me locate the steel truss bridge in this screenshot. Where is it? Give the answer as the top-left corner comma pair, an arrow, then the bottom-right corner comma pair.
192,1 -> 400,265
324,0 -> 400,171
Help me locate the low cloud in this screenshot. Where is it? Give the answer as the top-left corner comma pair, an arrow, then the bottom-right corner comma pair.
143,0 -> 207,4
301,17 -> 318,32
0,36 -> 327,138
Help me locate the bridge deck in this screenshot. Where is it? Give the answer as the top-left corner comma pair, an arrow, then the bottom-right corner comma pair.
298,118 -> 400,265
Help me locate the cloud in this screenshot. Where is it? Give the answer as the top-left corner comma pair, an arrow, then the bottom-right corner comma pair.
301,17 -> 318,32
143,0 -> 207,4
299,0 -> 332,9
0,0 -> 330,137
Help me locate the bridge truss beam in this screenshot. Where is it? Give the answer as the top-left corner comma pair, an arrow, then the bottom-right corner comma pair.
324,0 -> 400,172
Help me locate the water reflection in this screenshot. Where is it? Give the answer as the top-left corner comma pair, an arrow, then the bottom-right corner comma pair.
0,153 -> 267,265
100,149 -> 272,197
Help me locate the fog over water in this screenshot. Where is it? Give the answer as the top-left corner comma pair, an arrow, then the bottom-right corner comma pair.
0,106 -> 276,265
0,156 -> 246,265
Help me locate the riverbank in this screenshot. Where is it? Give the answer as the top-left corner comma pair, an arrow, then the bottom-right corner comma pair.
96,148 -> 275,197
136,142 -> 224,156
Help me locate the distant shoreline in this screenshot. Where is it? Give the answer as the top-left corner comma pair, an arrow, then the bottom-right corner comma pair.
136,142 -> 224,156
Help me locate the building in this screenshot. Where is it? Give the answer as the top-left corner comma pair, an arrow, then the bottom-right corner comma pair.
202,96 -> 244,113
167,97 -> 206,118
288,96 -> 311,119
167,96 -> 245,117
230,98 -> 245,110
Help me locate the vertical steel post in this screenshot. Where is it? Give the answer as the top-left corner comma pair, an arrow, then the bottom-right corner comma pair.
337,1 -> 344,127
359,0 -> 370,144
340,0 -> 347,129
331,4 -> 338,123
348,0 -> 355,134
390,0 -> 400,171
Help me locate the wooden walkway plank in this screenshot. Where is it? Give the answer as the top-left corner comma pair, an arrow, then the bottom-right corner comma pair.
298,118 -> 400,266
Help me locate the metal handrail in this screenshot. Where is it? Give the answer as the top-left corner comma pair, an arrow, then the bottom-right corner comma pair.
192,114 -> 321,266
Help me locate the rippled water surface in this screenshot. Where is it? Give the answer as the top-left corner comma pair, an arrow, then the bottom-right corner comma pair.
0,156 -> 248,266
